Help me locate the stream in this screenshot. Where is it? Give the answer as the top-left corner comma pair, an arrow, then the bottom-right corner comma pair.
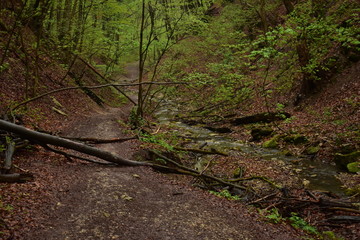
155,100 -> 345,196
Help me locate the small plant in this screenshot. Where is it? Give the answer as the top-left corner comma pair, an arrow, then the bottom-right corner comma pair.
209,189 -> 241,201
0,144 -> 5,153
263,208 -> 284,223
288,212 -> 318,235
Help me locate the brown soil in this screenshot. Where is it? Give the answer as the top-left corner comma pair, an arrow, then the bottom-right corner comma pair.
18,105 -> 301,240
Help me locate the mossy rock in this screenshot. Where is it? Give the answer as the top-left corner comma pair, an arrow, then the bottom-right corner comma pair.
347,162 -> 360,173
334,151 -> 360,170
250,127 -> 273,141
283,134 -> 308,145
281,150 -> 294,156
306,146 -> 320,155
263,137 -> 278,148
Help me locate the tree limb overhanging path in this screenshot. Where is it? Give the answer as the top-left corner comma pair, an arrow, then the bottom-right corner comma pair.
1,106 -> 301,239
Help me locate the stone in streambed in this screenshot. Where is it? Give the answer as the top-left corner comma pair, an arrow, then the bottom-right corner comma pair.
305,146 -> 320,155
262,137 -> 278,149
283,134 -> 308,145
347,162 -> 360,173
334,151 -> 360,170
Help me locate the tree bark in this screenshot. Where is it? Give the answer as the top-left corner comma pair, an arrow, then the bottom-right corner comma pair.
0,120 -> 148,167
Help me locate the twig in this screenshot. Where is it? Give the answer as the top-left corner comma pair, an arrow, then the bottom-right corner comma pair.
228,176 -> 282,189
149,150 -> 250,191
61,136 -> 138,144
42,144 -> 116,166
328,207 -> 360,214
247,192 -> 279,205
174,146 -> 228,156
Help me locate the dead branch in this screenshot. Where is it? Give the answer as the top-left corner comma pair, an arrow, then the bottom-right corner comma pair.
174,146 -> 228,156
0,173 -> 34,183
76,55 -> 137,105
149,150 -> 250,191
62,136 -> 138,144
328,207 -> 360,214
228,176 -> 282,189
10,82 -> 186,112
42,144 -> 115,165
0,120 -> 149,166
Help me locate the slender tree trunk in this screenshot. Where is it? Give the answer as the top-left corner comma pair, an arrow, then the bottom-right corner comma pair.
137,0 -> 146,118
282,0 -> 294,14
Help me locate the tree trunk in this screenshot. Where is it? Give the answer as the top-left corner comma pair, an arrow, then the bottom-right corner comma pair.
282,0 -> 294,14
0,120 -> 148,167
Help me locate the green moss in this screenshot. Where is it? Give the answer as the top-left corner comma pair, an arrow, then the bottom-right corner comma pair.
347,162 -> 360,173
263,137 -> 278,149
232,167 -> 243,178
306,146 -> 320,155
281,150 -> 293,156
283,134 -> 308,145
322,231 -> 345,240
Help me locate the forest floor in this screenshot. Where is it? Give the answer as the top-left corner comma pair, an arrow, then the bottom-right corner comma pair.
0,63 -> 305,240
14,105 -> 301,240
0,62 -> 358,239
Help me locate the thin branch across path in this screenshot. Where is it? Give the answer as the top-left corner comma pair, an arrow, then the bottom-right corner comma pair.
10,81 -> 186,112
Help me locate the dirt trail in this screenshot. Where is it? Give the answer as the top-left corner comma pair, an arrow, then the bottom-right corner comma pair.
23,105 -> 301,240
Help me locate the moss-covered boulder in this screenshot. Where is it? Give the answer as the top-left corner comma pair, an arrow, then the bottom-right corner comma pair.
305,146 -> 320,155
250,127 -> 273,141
263,137 -> 278,148
347,162 -> 360,173
283,134 -> 308,145
334,151 -> 360,170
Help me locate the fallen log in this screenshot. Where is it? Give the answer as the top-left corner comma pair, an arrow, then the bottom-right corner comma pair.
327,216 -> 360,223
0,120 -> 148,166
0,173 -> 34,183
62,136 -> 138,144
173,146 -> 228,156
231,112 -> 291,125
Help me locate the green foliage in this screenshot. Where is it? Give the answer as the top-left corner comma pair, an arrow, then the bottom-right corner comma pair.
263,208 -> 284,223
289,213 -> 318,235
0,63 -> 9,73
321,231 -> 345,240
0,144 -> 5,153
261,209 -> 320,236
139,132 -> 174,151
209,189 -> 241,201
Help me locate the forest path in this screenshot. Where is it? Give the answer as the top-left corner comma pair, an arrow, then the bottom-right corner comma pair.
28,106 -> 300,240
26,65 -> 301,240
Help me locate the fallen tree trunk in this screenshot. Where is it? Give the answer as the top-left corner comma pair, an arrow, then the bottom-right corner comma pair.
231,112 -> 291,125
62,136 -> 138,144
0,173 -> 34,183
0,120 -> 148,166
